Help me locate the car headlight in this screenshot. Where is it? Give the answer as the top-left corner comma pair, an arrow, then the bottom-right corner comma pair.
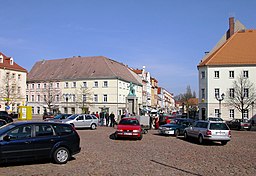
117,129 -> 123,132
159,127 -> 163,130
133,130 -> 140,132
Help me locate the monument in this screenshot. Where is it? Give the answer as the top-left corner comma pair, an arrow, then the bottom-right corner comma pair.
126,82 -> 139,115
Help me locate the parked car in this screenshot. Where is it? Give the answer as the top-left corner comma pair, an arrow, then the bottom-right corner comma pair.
0,121 -> 81,164
45,113 -> 72,122
158,118 -> 194,136
206,117 -> 224,121
62,114 -> 98,129
184,120 -> 231,145
0,111 -> 8,116
114,117 -> 143,140
0,119 -> 7,127
226,119 -> 251,130
0,115 -> 13,123
43,112 -> 54,120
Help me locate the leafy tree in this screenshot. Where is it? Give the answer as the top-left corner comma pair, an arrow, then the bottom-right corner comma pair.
225,72 -> 256,121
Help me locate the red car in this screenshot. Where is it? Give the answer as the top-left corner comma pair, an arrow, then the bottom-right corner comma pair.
114,118 -> 143,140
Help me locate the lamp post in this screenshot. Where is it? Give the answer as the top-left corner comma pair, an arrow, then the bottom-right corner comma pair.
216,93 -> 225,117
252,101 -> 254,117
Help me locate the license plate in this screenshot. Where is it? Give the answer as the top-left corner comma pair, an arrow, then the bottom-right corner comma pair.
216,132 -> 225,135
124,132 -> 132,135
165,131 -> 174,134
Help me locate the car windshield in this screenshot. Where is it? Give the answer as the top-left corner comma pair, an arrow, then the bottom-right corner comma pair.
119,119 -> 139,125
67,114 -> 78,120
0,124 -> 16,135
210,123 -> 229,130
54,114 -> 62,119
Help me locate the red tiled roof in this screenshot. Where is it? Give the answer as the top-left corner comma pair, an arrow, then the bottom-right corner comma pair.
28,56 -> 142,85
0,52 -> 27,72
198,30 -> 256,67
132,69 -> 142,74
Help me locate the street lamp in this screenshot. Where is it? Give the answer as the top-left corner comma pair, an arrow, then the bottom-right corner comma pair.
216,93 -> 225,117
252,101 -> 254,117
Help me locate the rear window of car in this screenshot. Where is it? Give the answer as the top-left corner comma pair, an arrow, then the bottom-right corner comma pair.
119,119 -> 139,125
210,123 -> 229,130
53,124 -> 74,136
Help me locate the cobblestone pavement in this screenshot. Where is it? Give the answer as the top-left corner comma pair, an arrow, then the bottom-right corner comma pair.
0,123 -> 255,176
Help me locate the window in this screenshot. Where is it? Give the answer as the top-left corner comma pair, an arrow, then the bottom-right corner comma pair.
83,94 -> 86,102
229,109 -> 234,119
94,81 -> 98,87
50,83 -> 53,88
214,88 -> 220,98
56,95 -> 59,102
73,82 -> 76,88
7,125 -> 32,139
243,70 -> 249,78
201,88 -> 205,99
31,84 -> 34,89
37,107 -> 40,114
44,95 -> 46,101
229,88 -> 234,98
83,82 -> 87,88
72,94 -> 76,102
18,74 -> 21,80
56,83 -> 59,88
44,83 -> 46,88
26,95 -> 28,102
201,71 -> 205,79
37,84 -> 40,89
35,124 -> 54,137
103,94 -> 108,102
53,125 -> 73,136
37,95 -> 40,102
103,81 -> 108,87
18,87 -> 21,94
12,73 -> 15,78
229,71 -> 234,78
215,109 -> 220,117
94,94 -> 98,102
27,84 -> 29,89
214,71 -> 219,78
32,95 -> 34,102
244,88 -> 249,98
243,109 -> 248,119
32,107 -> 34,114
65,82 -> 69,88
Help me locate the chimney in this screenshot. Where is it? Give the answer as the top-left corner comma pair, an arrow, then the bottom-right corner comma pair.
227,17 -> 235,39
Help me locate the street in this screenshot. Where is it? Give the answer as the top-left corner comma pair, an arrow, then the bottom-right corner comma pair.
0,125 -> 255,176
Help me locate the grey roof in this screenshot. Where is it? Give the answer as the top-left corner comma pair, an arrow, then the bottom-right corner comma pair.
28,56 -> 142,85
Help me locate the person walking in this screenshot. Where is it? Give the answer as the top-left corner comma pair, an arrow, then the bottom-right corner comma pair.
100,112 -> 104,126
105,112 -> 109,126
95,111 -> 99,119
110,112 -> 115,127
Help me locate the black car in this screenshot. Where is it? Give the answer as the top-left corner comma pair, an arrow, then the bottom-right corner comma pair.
45,113 -> 72,122
226,119 -> 251,131
0,111 -> 8,116
0,115 -> 13,123
0,121 -> 81,164
0,120 -> 7,127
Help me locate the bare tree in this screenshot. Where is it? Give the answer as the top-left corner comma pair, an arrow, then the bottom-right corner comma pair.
0,72 -> 22,110
75,86 -> 93,114
225,72 -> 256,121
41,82 -> 61,113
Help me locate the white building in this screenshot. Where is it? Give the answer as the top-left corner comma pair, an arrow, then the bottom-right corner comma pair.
198,29 -> 256,120
0,52 -> 27,112
27,56 -> 143,116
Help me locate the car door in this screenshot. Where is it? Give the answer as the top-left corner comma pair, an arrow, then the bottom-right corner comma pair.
190,122 -> 201,137
73,114 -> 85,128
33,124 -> 59,159
0,125 -> 34,161
84,115 -> 93,127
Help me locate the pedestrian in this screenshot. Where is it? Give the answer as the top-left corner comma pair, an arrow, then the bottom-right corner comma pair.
105,112 -> 109,126
100,112 -> 104,126
95,111 -> 99,119
110,112 -> 115,127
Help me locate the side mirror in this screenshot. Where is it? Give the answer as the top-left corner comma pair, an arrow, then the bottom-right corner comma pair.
3,135 -> 11,141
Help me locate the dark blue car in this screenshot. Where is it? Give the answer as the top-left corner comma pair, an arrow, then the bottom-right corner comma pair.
0,121 -> 81,164
158,118 -> 194,136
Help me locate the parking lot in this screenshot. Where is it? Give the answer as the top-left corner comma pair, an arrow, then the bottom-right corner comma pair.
0,125 -> 255,176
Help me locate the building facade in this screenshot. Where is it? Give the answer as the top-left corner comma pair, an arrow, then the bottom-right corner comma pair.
0,52 -> 27,112
26,56 -> 143,116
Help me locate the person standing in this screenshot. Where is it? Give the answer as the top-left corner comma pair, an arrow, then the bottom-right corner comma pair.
105,112 -> 109,126
95,112 -> 99,119
100,112 -> 104,126
110,112 -> 115,127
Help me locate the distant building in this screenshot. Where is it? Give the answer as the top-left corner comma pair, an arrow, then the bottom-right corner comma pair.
198,17 -> 256,120
27,56 -> 143,116
157,87 -> 175,113
0,52 -> 27,112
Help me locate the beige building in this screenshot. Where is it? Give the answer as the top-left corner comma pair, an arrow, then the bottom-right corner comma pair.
0,52 -> 27,112
26,56 -> 143,116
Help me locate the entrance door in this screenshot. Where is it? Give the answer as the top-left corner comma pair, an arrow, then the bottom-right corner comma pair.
201,108 -> 206,120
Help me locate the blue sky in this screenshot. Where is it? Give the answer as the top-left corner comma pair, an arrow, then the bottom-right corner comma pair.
1,0 -> 256,96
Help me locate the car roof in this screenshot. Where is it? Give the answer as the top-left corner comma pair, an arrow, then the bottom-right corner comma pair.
121,117 -> 138,120
9,121 -> 68,126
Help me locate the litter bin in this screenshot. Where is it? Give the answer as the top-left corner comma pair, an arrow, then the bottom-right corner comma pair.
18,106 -> 32,120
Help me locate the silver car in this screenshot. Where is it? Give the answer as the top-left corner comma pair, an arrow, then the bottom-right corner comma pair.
62,114 -> 99,130
184,120 -> 231,145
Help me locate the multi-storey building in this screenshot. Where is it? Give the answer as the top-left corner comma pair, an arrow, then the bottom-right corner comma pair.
27,56 -> 143,116
198,29 -> 256,120
0,52 -> 27,112
157,87 -> 175,113
150,77 -> 158,109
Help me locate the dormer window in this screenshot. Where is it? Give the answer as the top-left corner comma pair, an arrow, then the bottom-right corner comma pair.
0,55 -> 3,63
10,57 -> 14,65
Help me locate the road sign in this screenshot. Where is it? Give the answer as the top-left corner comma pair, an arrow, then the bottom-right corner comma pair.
6,105 -> 10,110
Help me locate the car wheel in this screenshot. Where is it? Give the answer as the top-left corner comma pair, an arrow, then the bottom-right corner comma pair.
221,141 -> 228,145
53,147 -> 70,164
175,129 -> 180,137
198,135 -> 204,144
91,123 -> 96,130
114,132 -> 118,140
184,131 -> 188,140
